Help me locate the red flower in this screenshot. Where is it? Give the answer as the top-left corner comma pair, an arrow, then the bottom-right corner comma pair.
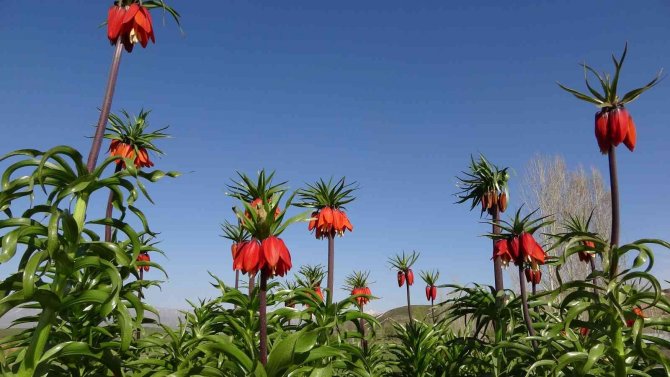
109,140 -> 154,168
231,242 -> 240,259
508,236 -> 521,263
352,287 -> 370,306
520,233 -> 546,265
107,5 -> 126,43
233,237 -> 292,277
496,233 -> 546,268
498,192 -> 508,212
314,286 -> 324,301
580,327 -> 589,336
136,252 -> 150,272
397,271 -> 405,287
406,269 -> 415,286
627,306 -> 645,327
594,107 -> 636,154
309,206 -> 353,239
623,113 -> 637,151
108,4 -> 155,52
578,240 -> 595,263
524,268 -> 541,284
425,285 -> 437,301
493,239 -> 512,267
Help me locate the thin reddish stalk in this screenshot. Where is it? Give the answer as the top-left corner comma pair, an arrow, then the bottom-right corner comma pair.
608,145 -> 620,277
492,206 -> 504,294
86,40 -> 124,172
405,276 -> 413,322
431,299 -> 436,323
518,265 -> 537,349
235,270 -> 239,290
327,233 -> 335,305
249,273 -> 255,296
259,270 -> 268,365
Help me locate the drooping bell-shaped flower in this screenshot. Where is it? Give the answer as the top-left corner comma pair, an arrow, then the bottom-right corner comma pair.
109,3 -> 156,52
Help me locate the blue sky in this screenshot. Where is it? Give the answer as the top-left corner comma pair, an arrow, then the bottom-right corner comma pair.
1,1 -> 670,312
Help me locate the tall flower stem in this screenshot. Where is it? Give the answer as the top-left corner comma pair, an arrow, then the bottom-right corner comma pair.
86,40 -> 124,172
248,273 -> 256,296
607,146 -> 620,277
491,206 -> 504,295
327,233 -> 335,305
405,278 -> 413,322
532,282 -> 537,296
431,298 -> 436,323
259,271 -> 268,365
105,164 -> 123,241
234,270 -> 239,290
359,307 -> 368,353
518,265 -> 537,350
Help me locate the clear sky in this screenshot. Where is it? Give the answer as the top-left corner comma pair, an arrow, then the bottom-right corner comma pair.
1,1 -> 670,313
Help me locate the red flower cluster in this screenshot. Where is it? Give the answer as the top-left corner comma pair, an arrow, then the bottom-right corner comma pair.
493,233 -> 546,268
397,269 -> 414,287
524,268 -> 541,284
481,191 -> 507,213
578,240 -> 595,263
136,252 -> 150,271
109,140 -> 154,168
425,285 -> 437,301
308,207 -> 353,239
107,4 -> 155,52
595,107 -> 637,154
351,287 -> 371,306
233,237 -> 292,277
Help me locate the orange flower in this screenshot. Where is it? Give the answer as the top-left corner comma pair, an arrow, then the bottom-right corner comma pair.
107,4 -> 155,52
136,252 -> 150,272
594,107 -> 637,154
109,140 -> 154,168
313,286 -> 324,301
352,287 -> 371,306
309,206 -> 353,239
626,306 -> 645,327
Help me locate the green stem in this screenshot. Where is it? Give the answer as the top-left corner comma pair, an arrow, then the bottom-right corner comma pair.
613,323 -> 626,376
105,164 -> 123,241
518,265 -> 537,350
